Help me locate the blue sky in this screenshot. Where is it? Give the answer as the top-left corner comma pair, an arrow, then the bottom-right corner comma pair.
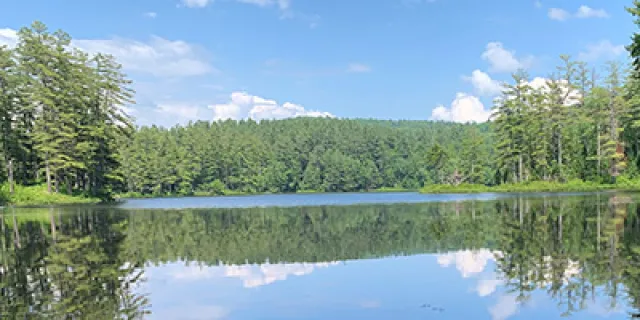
0,0 -> 634,127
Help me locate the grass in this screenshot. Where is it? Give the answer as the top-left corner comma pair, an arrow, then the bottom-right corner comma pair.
118,187 -> 417,199
419,179 -> 640,194
0,183 -> 101,207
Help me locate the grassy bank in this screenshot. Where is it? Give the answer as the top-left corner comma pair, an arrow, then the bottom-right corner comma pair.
419,179 -> 640,194
0,184 -> 101,207
116,187 -> 415,199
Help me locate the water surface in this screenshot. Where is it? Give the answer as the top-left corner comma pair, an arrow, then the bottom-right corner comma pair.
118,191 -> 602,209
2,192 -> 640,319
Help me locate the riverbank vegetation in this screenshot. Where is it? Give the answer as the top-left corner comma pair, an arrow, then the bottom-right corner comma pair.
3,2 -> 640,204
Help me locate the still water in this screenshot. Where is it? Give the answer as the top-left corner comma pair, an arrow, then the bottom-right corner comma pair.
2,192 -> 640,319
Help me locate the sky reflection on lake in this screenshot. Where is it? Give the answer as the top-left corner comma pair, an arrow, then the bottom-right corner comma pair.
139,250 -> 629,320
2,193 -> 639,319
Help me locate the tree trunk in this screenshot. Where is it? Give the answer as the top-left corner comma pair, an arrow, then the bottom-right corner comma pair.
45,159 -> 52,194
610,96 -> 619,181
597,124 -> 601,177
518,154 -> 523,183
12,209 -> 20,249
66,173 -> 72,195
558,132 -> 562,177
50,208 -> 57,241
7,159 -> 13,194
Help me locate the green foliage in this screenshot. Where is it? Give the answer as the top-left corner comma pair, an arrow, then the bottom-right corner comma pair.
0,187 -> 7,206
421,179 -> 627,194
0,21 -> 134,201
0,183 -> 99,206
3,194 -> 640,317
119,118 -> 491,195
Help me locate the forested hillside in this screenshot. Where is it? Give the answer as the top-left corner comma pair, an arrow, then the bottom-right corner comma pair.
4,1 -> 640,201
118,119 -> 492,195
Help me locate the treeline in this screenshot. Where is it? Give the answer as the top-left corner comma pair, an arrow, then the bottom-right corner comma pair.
4,1 -> 640,200
117,1 -> 640,196
0,21 -> 134,200
119,119 -> 492,195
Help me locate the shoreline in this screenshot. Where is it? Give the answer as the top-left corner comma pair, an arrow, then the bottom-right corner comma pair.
6,181 -> 640,208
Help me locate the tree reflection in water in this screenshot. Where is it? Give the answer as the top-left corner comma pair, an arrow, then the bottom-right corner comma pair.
2,193 -> 640,318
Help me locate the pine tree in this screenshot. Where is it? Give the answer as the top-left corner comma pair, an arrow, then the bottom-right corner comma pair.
601,62 -> 627,182
0,45 -> 19,193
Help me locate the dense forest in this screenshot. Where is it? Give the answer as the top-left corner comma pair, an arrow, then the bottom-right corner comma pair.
119,119 -> 492,195
3,2 -> 640,200
2,195 -> 640,317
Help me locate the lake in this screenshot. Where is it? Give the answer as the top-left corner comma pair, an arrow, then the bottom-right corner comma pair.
2,192 -> 640,319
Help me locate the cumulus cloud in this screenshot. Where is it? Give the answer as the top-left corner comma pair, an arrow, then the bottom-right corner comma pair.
528,77 -> 581,106
578,40 -> 625,62
209,92 -> 335,121
489,295 -> 519,320
144,12 -> 158,18
575,5 -> 609,19
225,262 -> 338,288
0,28 -> 18,48
436,249 -> 499,278
430,93 -> 491,123
171,262 -> 339,288
548,8 -> 570,21
476,278 -> 503,297
549,5 -> 609,21
463,70 -> 503,97
347,63 -> 372,73
482,42 -> 533,73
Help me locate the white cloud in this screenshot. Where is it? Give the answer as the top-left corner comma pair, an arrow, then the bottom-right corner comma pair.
155,104 -> 202,120
160,305 -> 229,320
183,0 -> 290,10
476,278 -> 503,297
209,92 -> 335,121
144,12 -> 157,18
74,36 -> 213,78
226,262 -> 338,288
430,93 -> 491,123
181,0 -> 212,8
171,262 -> 339,288
489,295 -> 519,320
575,5 -> 609,19
436,249 -> 498,277
0,28 -> 18,48
549,5 -> 609,21
463,69 -> 503,96
548,8 -> 570,21
578,40 -> 625,62
0,28 -> 213,78
527,77 -> 581,106
237,0 -> 272,7
481,42 -> 533,73
347,63 -> 372,73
